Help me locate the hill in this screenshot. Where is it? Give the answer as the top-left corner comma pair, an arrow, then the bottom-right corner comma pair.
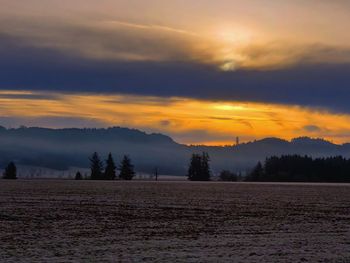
1,126 -> 350,175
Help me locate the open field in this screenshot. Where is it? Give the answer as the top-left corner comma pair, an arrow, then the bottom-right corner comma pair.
1,181 -> 350,262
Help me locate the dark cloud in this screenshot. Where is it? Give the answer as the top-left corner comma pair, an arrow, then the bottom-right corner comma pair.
0,116 -> 107,129
1,33 -> 350,113
159,120 -> 171,127
303,125 -> 322,133
0,93 -> 59,100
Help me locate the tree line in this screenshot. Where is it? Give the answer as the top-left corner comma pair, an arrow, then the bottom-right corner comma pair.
186,152 -> 242,181
78,152 -> 135,180
4,152 -> 350,182
1,153 -> 135,181
2,162 -> 17,180
246,155 -> 350,182
1,151 -> 218,181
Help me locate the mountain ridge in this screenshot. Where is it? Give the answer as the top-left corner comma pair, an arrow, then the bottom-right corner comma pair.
0,126 -> 349,175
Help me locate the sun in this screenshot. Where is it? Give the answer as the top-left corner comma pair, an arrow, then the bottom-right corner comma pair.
212,103 -> 246,111
210,26 -> 254,71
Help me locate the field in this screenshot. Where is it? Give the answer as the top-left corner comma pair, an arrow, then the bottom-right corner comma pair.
1,180 -> 350,262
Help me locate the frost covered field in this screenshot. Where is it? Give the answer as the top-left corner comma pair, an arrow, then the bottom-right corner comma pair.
1,181 -> 350,262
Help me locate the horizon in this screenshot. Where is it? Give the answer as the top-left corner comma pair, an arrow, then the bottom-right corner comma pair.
1,1 -> 350,144
0,124 -> 341,147
2,2 -> 350,262
1,90 -> 350,145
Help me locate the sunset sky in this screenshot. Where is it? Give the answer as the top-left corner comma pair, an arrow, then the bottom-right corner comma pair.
1,0 -> 350,145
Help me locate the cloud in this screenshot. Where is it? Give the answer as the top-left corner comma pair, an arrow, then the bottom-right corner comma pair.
1,12 -> 350,114
232,42 -> 350,70
1,32 -> 350,113
0,91 -> 59,100
2,90 -> 350,145
0,116 -> 107,129
100,20 -> 198,37
0,17 -> 197,63
159,120 -> 171,127
2,15 -> 350,71
303,125 -> 322,133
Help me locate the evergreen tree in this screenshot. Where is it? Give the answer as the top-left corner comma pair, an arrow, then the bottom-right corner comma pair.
104,153 -> 116,180
187,153 -> 201,181
245,155 -> 350,183
248,161 -> 264,181
219,170 -> 238,181
3,162 -> 17,180
119,155 -> 135,180
200,152 -> 211,181
75,171 -> 83,180
187,152 -> 211,181
89,152 -> 104,180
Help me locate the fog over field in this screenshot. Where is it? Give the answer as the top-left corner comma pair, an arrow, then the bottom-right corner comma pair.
1,126 -> 350,176
2,0 -> 350,262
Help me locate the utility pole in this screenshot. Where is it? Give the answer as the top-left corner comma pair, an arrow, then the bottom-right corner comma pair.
236,136 -> 240,146
154,167 -> 158,181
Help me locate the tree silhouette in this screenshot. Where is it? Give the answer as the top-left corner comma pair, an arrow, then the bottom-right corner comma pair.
119,155 -> 135,180
246,155 -> 350,182
200,152 -> 211,181
105,153 -> 116,180
248,162 -> 264,181
187,152 -> 211,181
219,170 -> 238,181
75,171 -> 83,180
3,162 -> 17,180
187,154 -> 201,181
89,152 -> 104,180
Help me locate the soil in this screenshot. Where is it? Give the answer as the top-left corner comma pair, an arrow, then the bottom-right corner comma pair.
1,180 -> 350,262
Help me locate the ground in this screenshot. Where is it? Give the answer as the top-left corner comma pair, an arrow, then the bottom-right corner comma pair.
1,180 -> 350,262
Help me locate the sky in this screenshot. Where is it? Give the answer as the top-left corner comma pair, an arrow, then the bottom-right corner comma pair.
1,0 -> 350,145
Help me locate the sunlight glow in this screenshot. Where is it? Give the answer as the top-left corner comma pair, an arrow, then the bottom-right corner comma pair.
1,90 -> 350,145
212,104 -> 246,111
217,27 -> 253,45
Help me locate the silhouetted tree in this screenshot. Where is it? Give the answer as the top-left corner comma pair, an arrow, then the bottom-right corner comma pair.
201,152 -> 211,181
119,155 -> 135,180
75,171 -> 83,180
246,155 -> 350,183
219,170 -> 238,181
187,154 -> 202,181
248,162 -> 264,181
105,153 -> 116,180
3,162 -> 17,180
90,152 -> 104,180
187,152 -> 211,181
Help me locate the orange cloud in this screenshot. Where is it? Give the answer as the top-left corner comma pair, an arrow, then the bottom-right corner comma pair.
1,90 -> 350,145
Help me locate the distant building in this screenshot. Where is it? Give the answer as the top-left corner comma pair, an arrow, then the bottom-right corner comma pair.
236,137 -> 240,146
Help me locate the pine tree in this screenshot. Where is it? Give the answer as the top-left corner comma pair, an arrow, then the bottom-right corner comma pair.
187,152 -> 211,181
219,170 -> 238,181
200,152 -> 211,181
249,161 -> 264,181
89,152 -> 104,180
105,153 -> 116,180
3,162 -> 17,180
187,154 -> 201,181
119,155 -> 135,180
75,171 -> 83,180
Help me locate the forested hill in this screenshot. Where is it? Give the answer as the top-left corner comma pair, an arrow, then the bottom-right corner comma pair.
1,126 -> 350,175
